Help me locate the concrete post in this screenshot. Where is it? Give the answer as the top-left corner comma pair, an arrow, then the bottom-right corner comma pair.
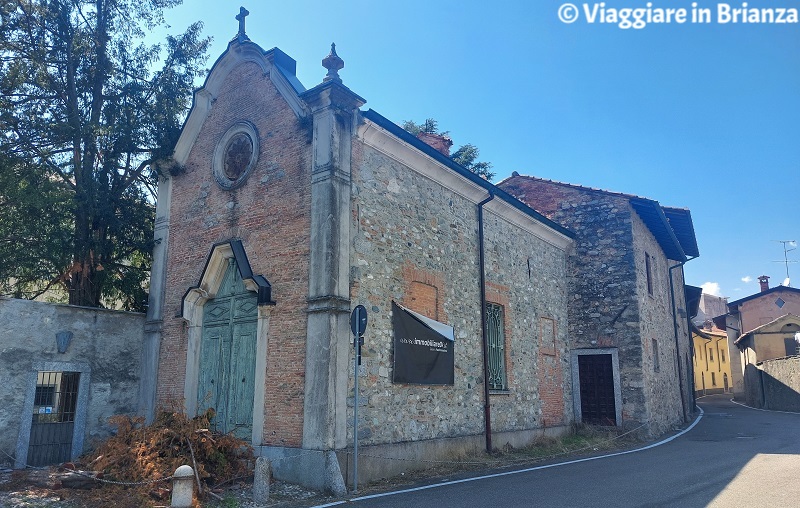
252,457 -> 270,503
171,465 -> 194,507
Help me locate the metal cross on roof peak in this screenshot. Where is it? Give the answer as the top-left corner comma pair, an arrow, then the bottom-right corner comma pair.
236,7 -> 250,38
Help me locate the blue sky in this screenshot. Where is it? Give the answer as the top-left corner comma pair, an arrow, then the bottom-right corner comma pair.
157,0 -> 799,300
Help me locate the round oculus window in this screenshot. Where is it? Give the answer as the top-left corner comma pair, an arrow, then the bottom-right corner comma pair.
213,122 -> 259,190
223,132 -> 253,181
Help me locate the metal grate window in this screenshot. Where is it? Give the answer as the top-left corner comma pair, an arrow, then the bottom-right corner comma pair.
486,303 -> 507,390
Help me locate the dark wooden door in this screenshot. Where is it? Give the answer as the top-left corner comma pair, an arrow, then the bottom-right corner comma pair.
578,354 -> 616,425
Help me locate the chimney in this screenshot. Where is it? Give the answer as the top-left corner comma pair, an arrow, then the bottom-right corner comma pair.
758,275 -> 770,292
417,132 -> 453,156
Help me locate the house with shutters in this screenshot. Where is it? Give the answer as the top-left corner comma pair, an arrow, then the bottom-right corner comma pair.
498,175 -> 699,434
140,15 -> 576,491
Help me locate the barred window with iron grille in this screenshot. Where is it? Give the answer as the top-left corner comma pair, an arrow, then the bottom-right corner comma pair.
486,302 -> 507,391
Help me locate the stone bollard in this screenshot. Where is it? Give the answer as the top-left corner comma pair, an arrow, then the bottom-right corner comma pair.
252,457 -> 270,504
171,465 -> 194,508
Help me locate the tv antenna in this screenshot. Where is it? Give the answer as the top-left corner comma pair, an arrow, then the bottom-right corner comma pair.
773,240 -> 797,285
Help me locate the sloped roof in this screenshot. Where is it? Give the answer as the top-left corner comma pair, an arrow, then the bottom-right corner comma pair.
662,207 -> 700,258
727,285 -> 800,309
734,313 -> 800,345
685,285 -> 703,319
499,175 -> 696,262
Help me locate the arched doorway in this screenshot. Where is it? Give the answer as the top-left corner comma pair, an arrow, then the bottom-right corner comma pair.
181,240 -> 275,444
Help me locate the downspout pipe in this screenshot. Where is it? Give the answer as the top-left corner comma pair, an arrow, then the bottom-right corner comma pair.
478,191 -> 495,453
669,256 -> 696,422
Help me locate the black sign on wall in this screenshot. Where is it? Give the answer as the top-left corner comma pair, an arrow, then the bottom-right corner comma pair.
392,301 -> 455,385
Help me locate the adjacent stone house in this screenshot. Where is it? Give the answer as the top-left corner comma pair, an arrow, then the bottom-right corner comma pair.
498,175 -> 699,434
716,276 -> 800,395
142,25 -> 575,491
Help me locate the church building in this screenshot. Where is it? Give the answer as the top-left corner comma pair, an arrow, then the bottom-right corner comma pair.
141,12 -> 576,491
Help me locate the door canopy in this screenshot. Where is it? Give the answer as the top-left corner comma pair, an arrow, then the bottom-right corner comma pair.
182,240 -> 275,317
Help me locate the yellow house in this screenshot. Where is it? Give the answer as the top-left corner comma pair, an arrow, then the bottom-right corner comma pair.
693,324 -> 732,396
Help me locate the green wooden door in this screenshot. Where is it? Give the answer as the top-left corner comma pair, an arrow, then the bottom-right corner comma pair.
198,259 -> 258,439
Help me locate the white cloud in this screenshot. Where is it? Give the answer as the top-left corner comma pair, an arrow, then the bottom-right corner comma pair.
701,282 -> 722,296
741,276 -> 753,283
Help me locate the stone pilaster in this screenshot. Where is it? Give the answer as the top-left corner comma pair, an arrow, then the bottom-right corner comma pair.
300,80 -> 365,450
139,174 -> 172,422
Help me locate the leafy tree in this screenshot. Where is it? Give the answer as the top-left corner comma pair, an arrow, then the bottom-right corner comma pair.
402,118 -> 494,180
0,0 -> 210,310
401,118 -> 444,136
0,154 -> 72,300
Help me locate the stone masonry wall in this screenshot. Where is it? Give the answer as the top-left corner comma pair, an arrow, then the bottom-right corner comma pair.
0,298 -> 144,463
498,179 -> 647,424
349,142 -> 571,446
758,356 -> 800,412
157,62 -> 312,447
630,211 -> 686,432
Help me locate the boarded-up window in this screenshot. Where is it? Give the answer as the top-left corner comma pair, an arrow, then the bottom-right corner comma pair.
540,317 -> 556,356
407,281 -> 439,320
652,339 -> 659,372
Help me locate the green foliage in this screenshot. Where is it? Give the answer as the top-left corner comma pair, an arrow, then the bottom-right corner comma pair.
401,118 -> 445,136
0,0 -> 210,310
451,143 -> 494,181
0,154 -> 73,299
402,118 -> 494,181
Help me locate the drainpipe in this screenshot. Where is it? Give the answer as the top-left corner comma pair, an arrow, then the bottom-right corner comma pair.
477,191 -> 495,453
669,257 -> 696,422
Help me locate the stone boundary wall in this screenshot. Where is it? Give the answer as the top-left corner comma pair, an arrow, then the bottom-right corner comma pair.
0,298 -> 144,467
743,357 -> 800,411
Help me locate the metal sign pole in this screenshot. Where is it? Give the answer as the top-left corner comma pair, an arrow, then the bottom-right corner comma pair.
349,305 -> 367,494
353,317 -> 359,493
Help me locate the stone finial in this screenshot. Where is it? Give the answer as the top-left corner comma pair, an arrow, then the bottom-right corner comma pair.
235,6 -> 250,42
322,43 -> 344,83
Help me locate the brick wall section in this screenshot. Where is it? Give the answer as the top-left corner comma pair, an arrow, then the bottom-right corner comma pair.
349,142 -> 571,446
538,317 -> 565,425
500,177 -> 689,432
402,263 -> 446,321
157,62 -> 312,447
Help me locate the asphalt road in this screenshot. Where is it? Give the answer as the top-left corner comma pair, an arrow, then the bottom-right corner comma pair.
331,395 -> 800,507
